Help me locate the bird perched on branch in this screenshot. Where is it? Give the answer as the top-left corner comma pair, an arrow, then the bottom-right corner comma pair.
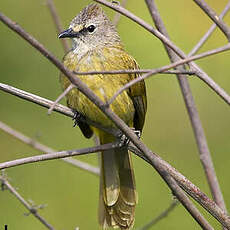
59,3 -> 147,229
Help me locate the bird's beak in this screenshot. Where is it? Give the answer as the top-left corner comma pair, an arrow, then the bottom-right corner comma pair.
58,28 -> 75,39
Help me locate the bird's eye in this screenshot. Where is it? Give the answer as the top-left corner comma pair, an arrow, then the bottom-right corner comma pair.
87,25 -> 96,33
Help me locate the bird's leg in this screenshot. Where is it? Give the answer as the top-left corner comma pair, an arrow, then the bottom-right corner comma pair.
72,109 -> 85,127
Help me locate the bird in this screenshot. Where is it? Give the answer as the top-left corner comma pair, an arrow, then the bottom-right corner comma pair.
59,3 -> 147,229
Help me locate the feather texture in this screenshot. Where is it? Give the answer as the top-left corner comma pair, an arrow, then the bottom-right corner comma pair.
60,5 -> 147,228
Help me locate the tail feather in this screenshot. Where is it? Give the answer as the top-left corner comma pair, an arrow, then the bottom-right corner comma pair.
102,148 -> 120,206
99,134 -> 137,229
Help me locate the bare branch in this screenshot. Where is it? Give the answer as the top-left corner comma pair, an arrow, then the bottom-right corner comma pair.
193,0 -> 230,41
73,69 -> 196,75
160,174 -> 214,230
112,0 -> 128,26
93,0 -> 186,58
48,84 -> 74,115
0,174 -> 55,230
189,1 -> 230,56
0,83 -> 72,116
1,12 -> 230,228
1,10 -> 229,105
108,43 -> 230,106
0,81 -> 226,227
136,200 -> 179,230
0,132 -> 221,226
129,146 -> 230,229
0,83 -> 119,138
0,134 -> 228,229
46,0 -> 69,52
0,121 -> 99,176
145,0 -> 227,218
92,0 -> 230,106
0,143 -> 116,170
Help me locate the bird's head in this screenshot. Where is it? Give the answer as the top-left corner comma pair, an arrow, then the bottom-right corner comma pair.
59,3 -> 121,53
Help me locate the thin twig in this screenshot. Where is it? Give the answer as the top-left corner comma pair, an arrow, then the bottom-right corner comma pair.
0,175 -> 55,230
0,121 -> 99,176
136,200 -> 179,230
0,143 -> 117,170
46,0 -> 69,52
108,43 -> 230,106
146,0 -> 227,219
193,0 -> 230,41
112,0 -> 128,26
0,83 -> 119,138
48,84 -> 74,115
128,146 -> 230,229
93,0 -> 230,106
0,82 -> 227,227
189,1 -> 230,56
159,174 -> 214,230
1,10 -> 229,106
94,0 -> 186,58
0,132 -> 228,229
73,69 -> 196,75
1,12 -> 230,228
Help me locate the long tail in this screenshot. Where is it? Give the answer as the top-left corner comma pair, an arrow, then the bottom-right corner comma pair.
98,133 -> 137,229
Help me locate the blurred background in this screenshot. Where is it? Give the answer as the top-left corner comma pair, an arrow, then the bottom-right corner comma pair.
1,0 -> 230,229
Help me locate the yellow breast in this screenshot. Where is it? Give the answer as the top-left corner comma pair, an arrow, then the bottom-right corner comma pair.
60,46 -> 136,128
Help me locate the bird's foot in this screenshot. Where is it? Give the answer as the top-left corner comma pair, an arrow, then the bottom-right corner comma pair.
117,128 -> 141,147
72,109 -> 84,127
132,128 -> 141,139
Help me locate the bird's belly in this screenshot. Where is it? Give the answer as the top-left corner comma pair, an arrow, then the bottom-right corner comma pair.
67,76 -> 135,128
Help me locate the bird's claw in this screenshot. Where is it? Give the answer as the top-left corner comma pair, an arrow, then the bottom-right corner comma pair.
117,128 -> 141,147
72,110 -> 83,127
132,129 -> 141,139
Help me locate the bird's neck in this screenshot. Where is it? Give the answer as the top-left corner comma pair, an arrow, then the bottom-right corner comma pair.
71,40 -> 124,60
72,41 -> 90,60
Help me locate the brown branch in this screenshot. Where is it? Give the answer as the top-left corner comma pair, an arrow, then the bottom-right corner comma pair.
145,0 -> 227,218
189,1 -> 230,56
0,83 -> 119,138
0,136 -> 224,229
193,0 -> 230,41
0,121 -> 99,176
112,0 -> 128,26
93,0 -> 230,106
73,69 -> 196,75
136,200 -> 179,230
93,0 -> 185,57
1,9 -> 229,105
0,81 -> 226,227
0,143 -> 116,170
0,132 -> 228,229
46,0 -> 69,52
129,146 -> 230,229
48,84 -> 74,115
1,12 -> 230,228
108,43 -> 230,106
161,174 -> 214,230
0,174 -> 55,230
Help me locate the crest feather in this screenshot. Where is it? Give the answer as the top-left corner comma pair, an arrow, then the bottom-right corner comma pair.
71,3 -> 106,25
